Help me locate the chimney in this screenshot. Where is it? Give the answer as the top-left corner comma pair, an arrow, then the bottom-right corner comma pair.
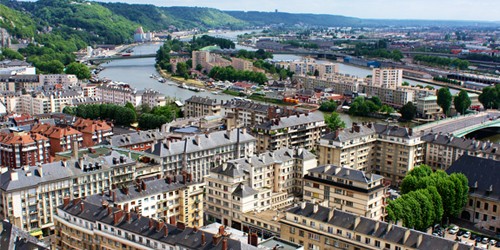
334,129 -> 340,138
222,239 -> 228,250
149,218 -> 154,229
164,226 -> 169,237
112,190 -> 117,202
250,233 -> 258,247
72,140 -> 79,159
354,216 -> 361,228
63,197 -> 70,207
37,165 -> 43,178
213,235 -> 221,246
301,201 -> 306,210
176,222 -> 186,230
166,176 -> 172,184
313,204 -> 319,213
113,210 -> 124,225
218,225 -> 225,235
126,212 -> 131,222
201,232 -> 206,245
80,202 -> 85,213
193,226 -> 199,233
124,203 -> 129,212
328,208 -> 334,220
73,197 -> 81,206
157,221 -> 164,232
10,171 -> 18,181
141,181 -> 147,191
417,233 -> 423,248
107,206 -> 112,216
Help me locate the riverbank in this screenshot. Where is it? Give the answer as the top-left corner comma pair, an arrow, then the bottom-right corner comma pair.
156,66 -> 206,88
403,76 -> 481,94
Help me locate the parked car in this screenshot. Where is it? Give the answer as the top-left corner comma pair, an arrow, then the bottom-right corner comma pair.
463,232 -> 471,238
482,238 -> 489,244
476,237 -> 483,242
457,230 -> 465,236
449,226 -> 459,234
489,239 -> 497,245
495,241 -> 500,247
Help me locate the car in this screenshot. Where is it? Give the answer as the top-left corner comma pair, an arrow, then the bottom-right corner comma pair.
495,241 -> 500,247
490,239 -> 497,245
457,230 -> 465,236
463,232 -> 471,238
449,226 -> 459,234
432,232 -> 439,237
482,238 -> 489,244
476,237 -> 483,242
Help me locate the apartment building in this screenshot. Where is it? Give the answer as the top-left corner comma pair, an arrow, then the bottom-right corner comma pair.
192,51 -> 257,73
82,84 -> 97,97
280,203 -> 474,250
39,74 -> 78,86
447,155 -> 500,234
184,96 -> 222,117
141,89 -> 167,108
254,112 -> 326,153
415,95 -> 442,119
72,118 -> 113,147
423,133 -> 500,170
0,74 -> 40,92
370,68 -> 403,89
3,90 -> 84,115
288,58 -> 338,78
317,123 -> 425,186
31,123 -> 83,156
361,85 -> 413,108
317,123 -> 377,171
0,220 -> 49,249
303,165 -> 387,220
294,75 -> 361,94
110,130 -> 165,151
205,147 -> 317,234
0,130 -> 51,169
85,174 -> 204,228
147,128 -> 256,182
0,149 -> 137,233
95,83 -> 141,106
222,99 -> 302,128
53,199 -> 258,250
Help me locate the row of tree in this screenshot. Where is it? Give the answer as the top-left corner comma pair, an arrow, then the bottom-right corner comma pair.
437,88 -> 472,116
478,84 -> 500,110
208,66 -> 268,85
63,104 -> 136,126
413,55 -> 470,70
253,60 -> 293,80
191,35 -> 235,50
233,49 -> 273,60
348,96 -> 395,117
387,165 -> 469,231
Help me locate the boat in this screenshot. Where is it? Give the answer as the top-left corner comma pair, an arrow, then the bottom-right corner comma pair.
158,78 -> 166,83
211,91 -> 220,95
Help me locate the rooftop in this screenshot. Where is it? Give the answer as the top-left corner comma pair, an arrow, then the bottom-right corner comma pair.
255,112 -> 324,131
307,165 -> 384,184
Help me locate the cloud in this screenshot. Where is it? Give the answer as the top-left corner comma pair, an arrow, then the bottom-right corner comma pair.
94,0 -> 500,21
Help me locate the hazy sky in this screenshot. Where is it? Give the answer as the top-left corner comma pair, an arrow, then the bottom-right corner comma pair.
96,0 -> 500,21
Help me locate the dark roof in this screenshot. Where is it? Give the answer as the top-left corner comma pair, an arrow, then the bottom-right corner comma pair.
422,133 -> 500,156
0,221 -> 49,250
321,124 -> 376,142
307,165 -> 384,184
60,200 -> 258,250
186,96 -> 219,106
110,130 -> 165,148
446,154 -> 500,200
373,123 -> 415,138
255,112 -> 324,130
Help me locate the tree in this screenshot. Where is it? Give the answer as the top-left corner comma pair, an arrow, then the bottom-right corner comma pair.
325,112 -> 346,131
400,102 -> 417,121
371,96 -> 382,107
319,100 -> 337,112
402,81 -> 410,86
176,62 -> 189,77
38,60 -> 64,74
65,62 -> 91,79
195,64 -> 203,71
437,88 -> 452,116
313,69 -> 320,77
478,85 -> 500,109
453,90 -> 471,115
1,48 -> 24,60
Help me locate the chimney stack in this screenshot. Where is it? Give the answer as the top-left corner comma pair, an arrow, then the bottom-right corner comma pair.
250,233 -> 258,247
149,218 -> 154,229
213,235 -> 221,246
222,239 -> 228,250
107,206 -> 112,216
126,212 -> 131,222
218,225 -> 225,235
63,197 -> 70,207
201,232 -> 206,245
157,221 -> 164,232
176,222 -> 186,231
141,181 -> 147,191
80,202 -> 85,213
164,226 -> 169,237
313,203 -> 319,213
113,210 -> 124,225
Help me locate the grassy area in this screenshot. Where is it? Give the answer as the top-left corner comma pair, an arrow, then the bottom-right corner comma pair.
248,94 -> 295,106
156,66 -> 205,88
222,89 -> 247,97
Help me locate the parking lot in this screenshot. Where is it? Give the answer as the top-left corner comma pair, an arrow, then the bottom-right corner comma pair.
438,226 -> 500,249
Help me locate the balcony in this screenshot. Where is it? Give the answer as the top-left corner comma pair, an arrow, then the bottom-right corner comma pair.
194,199 -> 201,204
194,216 -> 201,220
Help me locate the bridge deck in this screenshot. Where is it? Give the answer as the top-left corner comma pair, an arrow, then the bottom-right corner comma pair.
414,111 -> 500,136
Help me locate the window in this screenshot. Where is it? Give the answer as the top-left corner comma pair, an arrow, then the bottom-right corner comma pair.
337,229 -> 342,235
289,227 -> 295,234
494,205 -> 497,213
365,238 -> 371,244
385,243 -> 391,249
477,201 -> 481,208
395,246 -> 402,250
375,240 -> 380,247
299,230 -> 304,237
469,199 -> 473,207
356,235 -> 361,241
485,203 -> 489,210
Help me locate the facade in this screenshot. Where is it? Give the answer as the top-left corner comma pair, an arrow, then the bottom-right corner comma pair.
147,128 -> 256,182
280,203 -> 475,250
254,112 -> 326,153
294,75 -> 361,95
95,83 -> 141,106
85,174 -> 204,227
141,89 -> 167,108
370,68 -> 403,89
446,155 -> 500,234
184,96 -> 222,117
133,26 -> 153,43
317,123 -> 425,186
110,130 -> 165,151
192,50 -> 260,73
3,90 -> 84,115
422,133 -> 500,170
287,58 -> 339,78
361,85 -> 413,108
205,148 -> 317,232
0,130 -> 51,169
53,199 -> 258,250
72,118 -> 113,147
0,74 -> 40,92
39,74 -> 78,86
0,149 -> 137,233
303,165 -> 387,220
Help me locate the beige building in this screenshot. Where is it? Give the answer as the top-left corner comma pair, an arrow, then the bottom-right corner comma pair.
422,133 -> 500,170
53,198 -> 257,250
0,147 -> 139,234
147,128 -> 256,182
303,165 -> 387,220
371,68 -> 403,89
361,84 -> 413,108
447,155 -> 500,235
254,112 -> 326,153
205,147 -> 317,235
280,202 -> 474,250
84,174 -> 204,228
416,95 -> 442,119
294,75 -> 361,95
184,95 -> 222,117
318,123 -> 425,186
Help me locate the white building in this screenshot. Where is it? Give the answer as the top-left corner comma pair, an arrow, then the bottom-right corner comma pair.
371,68 -> 403,89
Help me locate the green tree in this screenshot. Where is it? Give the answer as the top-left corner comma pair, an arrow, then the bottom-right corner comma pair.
195,64 -> 203,71
1,48 -> 24,60
313,69 -> 320,77
453,90 -> 471,115
478,85 -> 500,109
65,62 -> 91,79
324,112 -> 346,131
371,96 -> 382,107
38,60 -> 64,74
437,88 -> 452,116
402,81 -> 410,86
319,100 -> 338,112
400,102 -> 417,121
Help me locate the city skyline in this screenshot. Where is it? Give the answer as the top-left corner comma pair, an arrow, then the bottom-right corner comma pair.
95,0 -> 500,21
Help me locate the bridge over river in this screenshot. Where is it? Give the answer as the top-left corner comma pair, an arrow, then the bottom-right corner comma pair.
414,110 -> 500,137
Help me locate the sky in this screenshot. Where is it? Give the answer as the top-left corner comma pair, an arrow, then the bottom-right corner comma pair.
95,0 -> 500,21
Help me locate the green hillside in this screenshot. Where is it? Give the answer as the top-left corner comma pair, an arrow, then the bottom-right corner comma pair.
225,11 -> 364,27
0,4 -> 36,38
161,7 -> 248,29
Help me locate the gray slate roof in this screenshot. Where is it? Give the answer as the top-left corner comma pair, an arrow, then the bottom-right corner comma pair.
373,123 -> 415,138
422,133 -> 500,156
110,130 -> 165,148
186,96 -> 220,106
0,221 -> 48,250
255,112 -> 324,130
307,165 -> 384,184
146,129 -> 255,158
232,183 -> 258,198
322,124 -> 376,142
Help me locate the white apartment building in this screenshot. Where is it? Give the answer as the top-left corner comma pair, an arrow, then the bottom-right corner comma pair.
95,83 -> 166,107
147,128 -> 256,182
416,95 -> 442,119
205,147 -> 317,232
39,74 -> 78,86
371,68 -> 403,89
0,149 -> 138,234
3,90 -> 83,115
289,59 -> 338,78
